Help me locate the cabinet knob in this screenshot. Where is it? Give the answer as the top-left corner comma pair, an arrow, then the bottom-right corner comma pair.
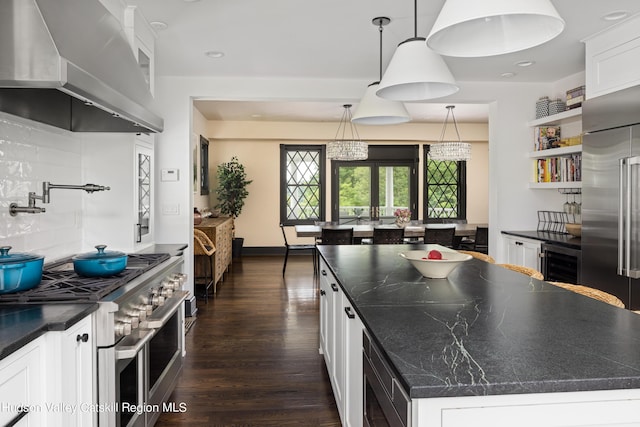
76,333 -> 89,343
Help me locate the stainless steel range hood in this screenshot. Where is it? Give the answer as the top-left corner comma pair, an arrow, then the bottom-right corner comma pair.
0,0 -> 163,133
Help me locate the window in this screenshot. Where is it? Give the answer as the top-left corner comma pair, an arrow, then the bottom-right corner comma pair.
331,145 -> 418,224
280,145 -> 326,225
423,145 -> 467,220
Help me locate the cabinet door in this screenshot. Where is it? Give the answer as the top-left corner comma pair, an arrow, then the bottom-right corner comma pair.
319,262 -> 335,370
135,141 -> 154,245
522,241 -> 541,271
330,279 -> 345,420
503,235 -> 541,270
0,336 -> 45,427
59,316 -> 95,427
342,292 -> 364,427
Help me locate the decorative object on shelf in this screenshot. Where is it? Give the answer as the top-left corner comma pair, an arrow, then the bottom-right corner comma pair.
375,0 -> 458,102
429,105 -> 472,161
566,85 -> 586,110
534,126 -> 561,150
426,0 -> 565,57
536,96 -> 550,119
351,17 -> 410,125
326,105 -> 368,161
394,208 -> 411,228
549,98 -> 566,115
194,207 -> 202,225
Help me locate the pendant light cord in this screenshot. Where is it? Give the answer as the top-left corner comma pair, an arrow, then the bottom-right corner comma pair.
334,105 -> 361,141
378,21 -> 383,81
414,0 -> 418,38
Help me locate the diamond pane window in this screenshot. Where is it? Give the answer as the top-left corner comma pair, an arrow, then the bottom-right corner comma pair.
280,145 -> 326,224
425,147 -> 466,220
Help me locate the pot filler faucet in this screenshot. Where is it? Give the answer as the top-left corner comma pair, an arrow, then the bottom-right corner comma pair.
9,182 -> 110,216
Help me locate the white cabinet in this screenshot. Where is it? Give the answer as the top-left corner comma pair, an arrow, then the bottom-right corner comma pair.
503,235 -> 541,271
0,336 -> 46,426
526,108 -> 582,189
584,13 -> 640,99
319,258 -> 363,427
46,314 -> 96,427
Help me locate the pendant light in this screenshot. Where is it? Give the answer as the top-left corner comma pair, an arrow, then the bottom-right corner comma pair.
429,106 -> 471,161
376,0 -> 458,102
327,105 -> 368,161
426,0 -> 565,57
351,17 -> 410,125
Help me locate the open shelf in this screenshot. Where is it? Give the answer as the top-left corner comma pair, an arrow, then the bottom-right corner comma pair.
527,107 -> 582,127
528,181 -> 582,189
529,144 -> 582,158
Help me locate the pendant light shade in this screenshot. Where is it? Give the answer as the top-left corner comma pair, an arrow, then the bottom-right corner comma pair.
352,17 -> 410,125
426,0 -> 565,57
327,105 -> 368,161
429,105 -> 471,161
376,37 -> 459,101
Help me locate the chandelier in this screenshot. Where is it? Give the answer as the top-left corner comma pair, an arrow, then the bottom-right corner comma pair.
429,105 -> 471,161
327,105 -> 368,161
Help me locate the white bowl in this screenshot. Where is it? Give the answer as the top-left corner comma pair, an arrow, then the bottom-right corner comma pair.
399,245 -> 472,278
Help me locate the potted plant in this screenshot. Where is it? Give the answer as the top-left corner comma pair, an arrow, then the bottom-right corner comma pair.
215,156 -> 252,258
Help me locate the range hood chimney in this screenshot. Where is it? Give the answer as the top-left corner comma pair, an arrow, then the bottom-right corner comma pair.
0,0 -> 163,133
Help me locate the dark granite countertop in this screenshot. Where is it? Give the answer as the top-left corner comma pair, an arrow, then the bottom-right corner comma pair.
0,303 -> 98,360
502,230 -> 581,249
317,244 -> 640,399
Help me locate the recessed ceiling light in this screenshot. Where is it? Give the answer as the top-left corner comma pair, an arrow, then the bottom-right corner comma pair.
603,10 -> 629,21
515,60 -> 535,67
150,21 -> 168,31
205,51 -> 225,59
501,72 -> 516,78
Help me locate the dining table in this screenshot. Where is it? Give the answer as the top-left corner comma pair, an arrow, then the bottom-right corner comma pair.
295,223 -> 487,240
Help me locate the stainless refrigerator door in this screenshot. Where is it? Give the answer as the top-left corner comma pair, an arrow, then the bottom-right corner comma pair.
631,124 -> 640,308
582,126 -> 633,307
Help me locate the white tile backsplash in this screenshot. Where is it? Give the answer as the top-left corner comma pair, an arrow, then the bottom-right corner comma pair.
0,112 -> 85,261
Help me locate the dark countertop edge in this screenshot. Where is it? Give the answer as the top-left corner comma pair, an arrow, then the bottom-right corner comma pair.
0,303 -> 98,362
501,230 -> 581,249
410,377 -> 640,399
136,243 -> 188,256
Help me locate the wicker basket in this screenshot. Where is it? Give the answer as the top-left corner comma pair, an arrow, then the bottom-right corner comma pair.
497,263 -> 544,280
457,250 -> 495,264
550,282 -> 624,308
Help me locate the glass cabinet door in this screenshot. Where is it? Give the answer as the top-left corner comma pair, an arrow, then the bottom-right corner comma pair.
135,142 -> 153,244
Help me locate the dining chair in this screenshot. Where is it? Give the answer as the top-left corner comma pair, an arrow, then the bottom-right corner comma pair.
194,229 -> 216,302
423,226 -> 456,248
320,227 -> 354,245
496,263 -> 544,280
372,227 -> 405,244
549,282 -> 625,308
280,224 -> 317,276
460,226 -> 489,254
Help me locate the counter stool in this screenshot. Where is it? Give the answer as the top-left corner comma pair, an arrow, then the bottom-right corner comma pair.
496,263 -> 544,280
194,229 -> 216,302
549,282 -> 625,308
457,250 -> 495,263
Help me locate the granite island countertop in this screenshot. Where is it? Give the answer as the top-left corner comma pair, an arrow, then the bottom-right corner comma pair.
317,244 -> 640,399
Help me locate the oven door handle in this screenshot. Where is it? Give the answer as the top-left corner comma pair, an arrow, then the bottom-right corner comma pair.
139,290 -> 188,329
115,329 -> 154,360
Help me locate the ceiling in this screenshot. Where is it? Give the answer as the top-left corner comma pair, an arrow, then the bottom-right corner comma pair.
124,0 -> 640,123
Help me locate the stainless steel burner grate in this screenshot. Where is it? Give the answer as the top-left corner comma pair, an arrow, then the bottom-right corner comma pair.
0,253 -> 170,303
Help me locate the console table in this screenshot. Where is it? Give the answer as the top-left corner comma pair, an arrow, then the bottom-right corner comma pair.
195,216 -> 233,292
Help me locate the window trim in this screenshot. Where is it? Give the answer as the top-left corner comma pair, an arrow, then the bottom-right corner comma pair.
423,144 -> 467,221
280,144 -> 326,225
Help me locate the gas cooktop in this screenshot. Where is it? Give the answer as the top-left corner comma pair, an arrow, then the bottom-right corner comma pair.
0,253 -> 170,303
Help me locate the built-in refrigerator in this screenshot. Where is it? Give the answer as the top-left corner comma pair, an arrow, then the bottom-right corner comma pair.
582,84 -> 640,310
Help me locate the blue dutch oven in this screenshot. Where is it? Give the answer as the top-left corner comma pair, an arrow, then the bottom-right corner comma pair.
0,246 -> 45,294
72,245 -> 128,277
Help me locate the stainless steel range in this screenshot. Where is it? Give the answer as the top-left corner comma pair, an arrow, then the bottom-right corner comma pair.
0,252 -> 188,427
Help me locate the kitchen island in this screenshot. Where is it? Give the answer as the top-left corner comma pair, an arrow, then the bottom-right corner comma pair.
317,244 -> 640,426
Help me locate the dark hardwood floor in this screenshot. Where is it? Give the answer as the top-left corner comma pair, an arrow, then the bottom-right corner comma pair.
155,255 -> 341,427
